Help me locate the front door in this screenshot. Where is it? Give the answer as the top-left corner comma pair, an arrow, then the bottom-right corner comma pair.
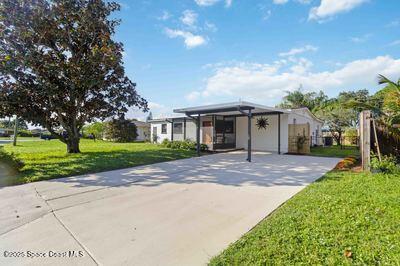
152,126 -> 157,142
202,121 -> 213,145
214,116 -> 236,149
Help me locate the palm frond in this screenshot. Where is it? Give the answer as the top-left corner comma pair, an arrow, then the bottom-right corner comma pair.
378,74 -> 397,87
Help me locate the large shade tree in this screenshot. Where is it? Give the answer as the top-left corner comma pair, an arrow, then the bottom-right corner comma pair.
316,101 -> 354,145
0,0 -> 147,153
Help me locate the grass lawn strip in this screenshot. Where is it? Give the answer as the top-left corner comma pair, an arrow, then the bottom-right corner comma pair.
310,145 -> 359,158
1,139 -> 195,186
210,169 -> 400,265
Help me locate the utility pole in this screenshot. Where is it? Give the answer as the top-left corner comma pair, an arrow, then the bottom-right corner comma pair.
13,116 -> 18,146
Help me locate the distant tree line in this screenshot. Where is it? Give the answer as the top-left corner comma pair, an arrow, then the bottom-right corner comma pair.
83,119 -> 138,143
277,75 -> 400,147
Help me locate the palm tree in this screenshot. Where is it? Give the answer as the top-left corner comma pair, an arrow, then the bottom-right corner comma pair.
378,75 -> 400,90
378,75 -> 400,126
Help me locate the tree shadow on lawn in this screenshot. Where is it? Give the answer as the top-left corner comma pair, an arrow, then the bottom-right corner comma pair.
38,152 -> 339,190
8,149 -> 195,185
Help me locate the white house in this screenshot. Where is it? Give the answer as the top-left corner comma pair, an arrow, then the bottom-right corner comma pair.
0,128 -> 14,137
132,120 -> 150,141
149,101 -> 323,160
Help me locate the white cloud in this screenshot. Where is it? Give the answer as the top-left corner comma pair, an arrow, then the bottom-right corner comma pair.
118,2 -> 130,10
147,102 -> 175,119
148,102 -> 164,110
262,9 -> 272,20
296,0 -> 312,4
126,101 -> 168,121
388,40 -> 400,46
273,0 -> 289,4
386,19 -> 400,28
273,0 -> 312,4
190,56 -> 400,105
180,10 -> 198,27
157,10 -> 171,21
194,0 -> 232,7
309,0 -> 368,21
350,33 -> 371,43
195,0 -> 219,6
279,45 -> 318,57
185,91 -> 202,101
205,21 -> 218,32
225,0 -> 233,7
165,28 -> 207,48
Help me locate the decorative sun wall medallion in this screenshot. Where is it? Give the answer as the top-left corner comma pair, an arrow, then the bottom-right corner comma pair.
256,117 -> 269,130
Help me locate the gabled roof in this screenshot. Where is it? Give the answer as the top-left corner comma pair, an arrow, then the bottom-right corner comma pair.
290,107 -> 324,123
132,120 -> 150,127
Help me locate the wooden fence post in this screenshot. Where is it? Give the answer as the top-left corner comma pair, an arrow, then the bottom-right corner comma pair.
359,110 -> 371,171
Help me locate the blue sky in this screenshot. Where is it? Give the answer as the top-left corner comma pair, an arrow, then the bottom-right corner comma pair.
113,0 -> 400,120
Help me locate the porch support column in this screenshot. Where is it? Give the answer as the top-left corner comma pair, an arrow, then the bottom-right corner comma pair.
183,118 -> 186,140
247,109 -> 252,162
171,120 -> 174,141
196,114 -> 200,156
278,113 -> 281,154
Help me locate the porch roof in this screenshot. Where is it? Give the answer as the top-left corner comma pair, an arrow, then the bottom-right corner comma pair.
173,101 -> 289,116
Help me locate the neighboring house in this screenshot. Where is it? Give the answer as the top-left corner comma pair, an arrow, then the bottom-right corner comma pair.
0,128 -> 14,137
149,101 -> 323,154
30,128 -> 46,137
132,120 -> 150,141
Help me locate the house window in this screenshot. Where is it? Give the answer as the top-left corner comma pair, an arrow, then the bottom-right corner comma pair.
203,121 -> 212,127
161,124 -> 167,134
173,122 -> 183,134
224,120 -> 234,133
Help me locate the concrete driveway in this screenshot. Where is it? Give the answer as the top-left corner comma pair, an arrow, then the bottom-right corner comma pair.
0,151 -> 340,265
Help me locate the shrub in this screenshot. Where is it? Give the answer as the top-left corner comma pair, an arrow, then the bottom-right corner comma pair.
161,138 -> 172,147
160,139 -> 208,151
200,144 -> 209,151
371,154 -> 399,174
181,140 -> 196,150
18,130 -> 33,137
152,134 -> 159,143
83,122 -> 105,139
0,147 -> 24,171
104,119 -> 138,142
335,156 -> 358,170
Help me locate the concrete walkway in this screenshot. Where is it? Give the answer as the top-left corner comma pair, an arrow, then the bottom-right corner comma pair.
0,151 -> 340,265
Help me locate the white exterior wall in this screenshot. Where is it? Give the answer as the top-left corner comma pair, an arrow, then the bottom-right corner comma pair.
288,109 -> 323,146
150,122 -> 172,143
150,119 -> 199,144
236,114 -> 289,153
172,120 -> 185,141
136,126 -> 150,141
185,120 -> 197,141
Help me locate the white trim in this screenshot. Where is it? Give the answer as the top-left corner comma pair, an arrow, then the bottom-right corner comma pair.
174,101 -> 289,114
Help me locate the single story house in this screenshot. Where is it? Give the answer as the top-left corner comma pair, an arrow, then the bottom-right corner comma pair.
149,101 -> 323,161
132,120 -> 150,141
0,128 -> 14,137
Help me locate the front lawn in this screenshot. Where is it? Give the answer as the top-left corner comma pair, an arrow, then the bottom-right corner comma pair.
210,170 -> 400,265
311,145 -> 359,158
0,139 -> 195,186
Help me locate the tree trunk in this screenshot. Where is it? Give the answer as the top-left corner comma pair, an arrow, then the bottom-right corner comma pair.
67,135 -> 80,153
337,131 -> 342,146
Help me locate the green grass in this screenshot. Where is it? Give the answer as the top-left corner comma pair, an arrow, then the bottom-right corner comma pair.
311,145 -> 360,158
210,170 -> 400,265
0,136 -> 42,140
0,139 -> 195,186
